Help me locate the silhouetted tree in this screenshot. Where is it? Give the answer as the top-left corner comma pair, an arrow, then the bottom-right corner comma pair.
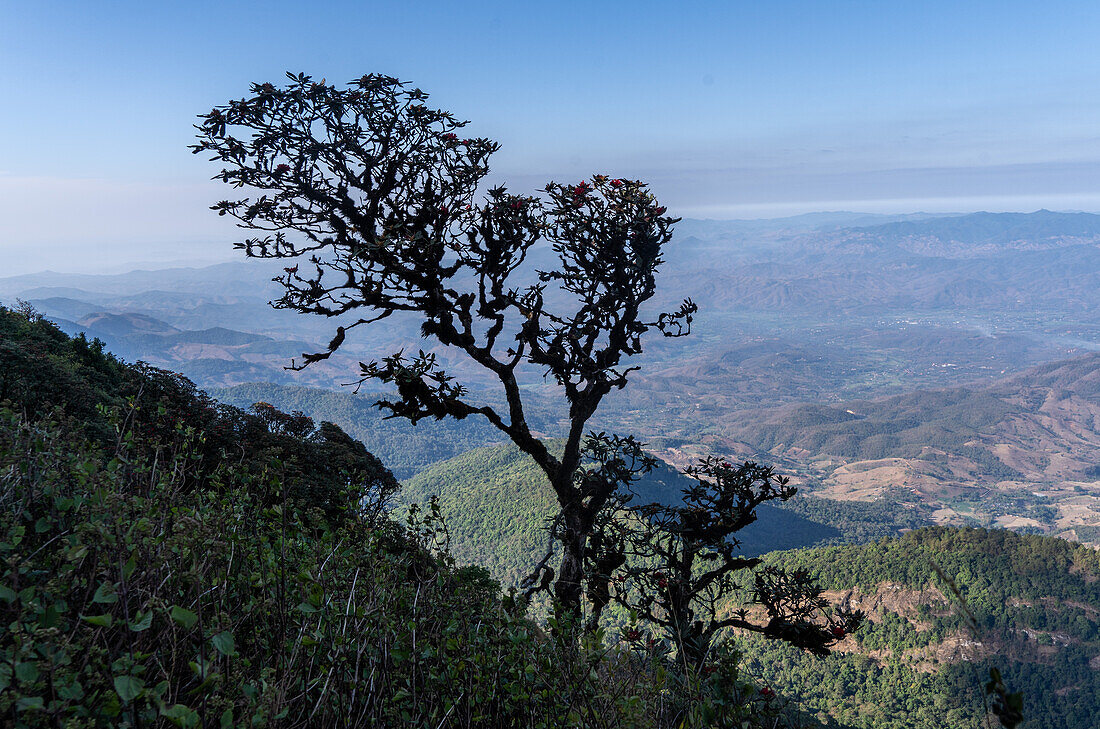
193,73 -> 695,622
614,458 -> 864,669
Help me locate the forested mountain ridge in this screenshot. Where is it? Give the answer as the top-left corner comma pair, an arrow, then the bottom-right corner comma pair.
0,304 -> 400,520
736,527 -> 1100,729
401,441 -> 841,585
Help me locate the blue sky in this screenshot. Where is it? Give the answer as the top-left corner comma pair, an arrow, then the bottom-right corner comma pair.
2,0 -> 1100,273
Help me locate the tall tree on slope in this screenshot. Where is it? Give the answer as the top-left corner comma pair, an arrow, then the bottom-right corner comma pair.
193,73 -> 695,622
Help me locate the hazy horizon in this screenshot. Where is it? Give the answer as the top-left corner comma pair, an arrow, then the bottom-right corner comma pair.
3,205 -> 1099,278
4,0 -> 1100,274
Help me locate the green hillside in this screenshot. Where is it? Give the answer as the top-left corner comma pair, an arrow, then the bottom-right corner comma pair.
8,302 -> 1100,729
736,527 -> 1100,729
403,441 -> 841,585
0,305 -> 804,728
214,382 -> 508,478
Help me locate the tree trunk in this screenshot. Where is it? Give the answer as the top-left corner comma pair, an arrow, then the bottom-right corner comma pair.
553,510 -> 587,627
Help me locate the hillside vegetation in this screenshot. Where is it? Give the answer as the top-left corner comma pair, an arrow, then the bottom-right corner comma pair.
402,441 -> 841,585
398,434 -> 1100,729
214,382 -> 508,479
736,527 -> 1100,729
0,307 -> 809,728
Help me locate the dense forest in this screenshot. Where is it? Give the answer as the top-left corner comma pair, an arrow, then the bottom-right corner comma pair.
403,442 -> 842,585
736,528 -> 1100,728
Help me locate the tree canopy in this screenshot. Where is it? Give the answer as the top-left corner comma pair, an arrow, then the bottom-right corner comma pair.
193,72 -> 694,619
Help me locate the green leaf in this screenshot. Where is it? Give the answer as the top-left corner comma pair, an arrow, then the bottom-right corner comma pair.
15,661 -> 40,684
211,630 -> 235,656
58,679 -> 84,700
0,664 -> 11,693
0,584 -> 17,602
122,554 -> 138,581
113,675 -> 144,702
129,609 -> 153,632
93,582 -> 119,604
82,613 -> 114,628
169,605 -> 198,630
220,709 -> 234,729
37,603 -> 60,628
152,680 -> 170,699
102,690 -> 121,717
161,704 -> 200,728
16,696 -> 44,712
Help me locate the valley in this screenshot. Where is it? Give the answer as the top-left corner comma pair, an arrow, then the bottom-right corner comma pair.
7,210 -> 1100,548
646,352 -> 1100,544
7,290 -> 1098,729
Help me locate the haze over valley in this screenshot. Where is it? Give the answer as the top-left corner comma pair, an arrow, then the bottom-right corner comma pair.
7,209 -> 1100,550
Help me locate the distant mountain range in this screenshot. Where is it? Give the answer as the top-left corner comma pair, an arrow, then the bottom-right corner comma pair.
649,351 -> 1100,545
4,210 -> 1098,397
40,308 -> 331,387
212,343 -> 1100,549
6,210 -> 1100,545
658,210 -> 1100,315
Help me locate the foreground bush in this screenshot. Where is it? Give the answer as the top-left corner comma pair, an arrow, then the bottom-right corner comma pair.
0,308 -> 816,727
0,406 -> 807,728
